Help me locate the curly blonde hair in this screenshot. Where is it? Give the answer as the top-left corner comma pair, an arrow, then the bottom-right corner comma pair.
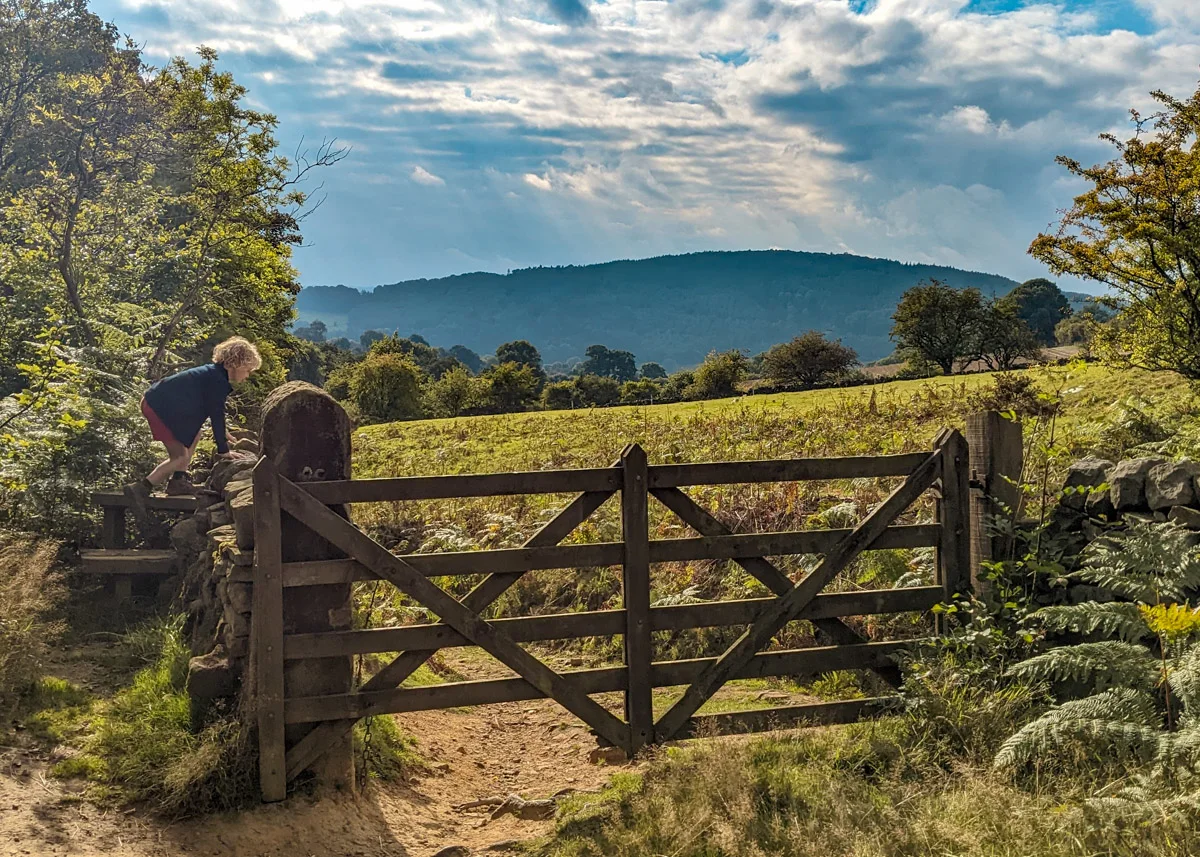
212,336 -> 262,370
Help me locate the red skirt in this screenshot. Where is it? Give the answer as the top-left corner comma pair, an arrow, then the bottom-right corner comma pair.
141,397 -> 180,446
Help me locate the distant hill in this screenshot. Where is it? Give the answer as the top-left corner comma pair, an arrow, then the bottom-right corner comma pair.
296,250 -> 1021,369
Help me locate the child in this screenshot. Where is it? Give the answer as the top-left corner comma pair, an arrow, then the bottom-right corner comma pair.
124,337 -> 262,517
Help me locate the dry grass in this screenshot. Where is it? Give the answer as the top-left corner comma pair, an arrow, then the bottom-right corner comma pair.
0,538 -> 64,717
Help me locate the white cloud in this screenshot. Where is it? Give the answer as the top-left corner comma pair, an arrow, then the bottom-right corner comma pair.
92,0 -> 1200,287
410,165 -> 446,186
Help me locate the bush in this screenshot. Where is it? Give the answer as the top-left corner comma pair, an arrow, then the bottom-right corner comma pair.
763,332 -> 858,388
0,539 -> 64,716
484,361 -> 542,412
349,353 -> 425,424
686,350 -> 746,400
574,374 -> 621,407
621,378 -> 665,405
424,365 -> 484,418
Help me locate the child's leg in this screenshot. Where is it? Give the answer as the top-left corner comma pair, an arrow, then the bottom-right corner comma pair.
147,439 -> 191,486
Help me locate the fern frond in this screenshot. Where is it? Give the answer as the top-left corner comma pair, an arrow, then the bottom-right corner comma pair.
1077,521 -> 1200,602
995,705 -> 1166,772
1170,644 -> 1200,718
1033,602 -> 1150,642
1005,641 -> 1160,693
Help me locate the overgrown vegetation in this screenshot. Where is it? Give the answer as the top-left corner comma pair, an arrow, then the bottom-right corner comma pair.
0,538 -> 64,716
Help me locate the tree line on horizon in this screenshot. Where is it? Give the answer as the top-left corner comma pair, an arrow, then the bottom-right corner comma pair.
290,275 -> 1114,424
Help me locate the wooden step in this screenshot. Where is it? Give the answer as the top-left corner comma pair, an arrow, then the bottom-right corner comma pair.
80,549 -> 177,575
92,491 -> 201,512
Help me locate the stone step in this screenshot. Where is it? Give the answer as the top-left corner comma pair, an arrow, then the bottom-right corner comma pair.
80,548 -> 177,575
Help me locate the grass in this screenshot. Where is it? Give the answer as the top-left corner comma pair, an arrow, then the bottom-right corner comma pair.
0,538 -> 64,719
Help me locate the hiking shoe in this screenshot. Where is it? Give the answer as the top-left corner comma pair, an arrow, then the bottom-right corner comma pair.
165,474 -> 197,496
123,478 -> 153,526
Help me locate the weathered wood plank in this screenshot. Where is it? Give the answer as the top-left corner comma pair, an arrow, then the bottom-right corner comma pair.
284,489 -> 613,780
648,453 -> 930,488
91,491 -> 201,512
653,449 -> 941,742
669,697 -> 902,740
622,444 -> 653,752
278,524 -> 941,587
277,477 -> 631,752
300,468 -> 621,504
284,642 -> 912,723
282,586 -> 945,659
252,458 -> 287,803
101,506 -> 126,549
939,429 -> 972,602
80,549 -> 176,575
966,411 -> 1023,597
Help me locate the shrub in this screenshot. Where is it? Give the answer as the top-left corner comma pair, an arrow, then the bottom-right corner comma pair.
0,539 -> 64,716
763,332 -> 858,388
484,361 -> 543,412
349,353 -> 425,424
424,365 -> 484,418
686,350 -> 746,400
574,374 -> 621,407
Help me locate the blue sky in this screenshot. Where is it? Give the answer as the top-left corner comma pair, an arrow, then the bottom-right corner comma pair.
90,0 -> 1200,291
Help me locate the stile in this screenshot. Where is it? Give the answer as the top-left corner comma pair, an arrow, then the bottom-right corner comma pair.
621,444 -> 654,752
253,458 -> 287,803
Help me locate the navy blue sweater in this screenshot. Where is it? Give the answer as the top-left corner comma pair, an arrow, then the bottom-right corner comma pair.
144,363 -> 233,453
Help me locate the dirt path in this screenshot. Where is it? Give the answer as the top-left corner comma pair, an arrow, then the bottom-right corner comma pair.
1,692 -> 638,857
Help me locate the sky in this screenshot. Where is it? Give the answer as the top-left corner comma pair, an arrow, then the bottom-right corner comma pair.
89,0 -> 1200,291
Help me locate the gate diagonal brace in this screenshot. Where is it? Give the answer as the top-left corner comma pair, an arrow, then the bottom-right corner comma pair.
653,448 -> 942,743
651,487 -> 902,688
279,479 -> 630,774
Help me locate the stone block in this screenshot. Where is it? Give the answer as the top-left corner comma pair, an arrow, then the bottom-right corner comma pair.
1170,506 -> 1200,530
230,490 -> 255,550
1061,457 -> 1113,510
1086,487 -> 1116,520
223,599 -> 250,639
170,516 -> 208,558
231,437 -> 259,454
187,646 -> 236,700
1109,457 -> 1167,511
1147,460 -> 1200,510
225,581 -> 253,615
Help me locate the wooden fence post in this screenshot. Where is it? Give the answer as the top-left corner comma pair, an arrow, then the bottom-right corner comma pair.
965,411 -> 1024,597
621,443 -> 653,754
937,430 -> 971,615
260,382 -> 355,794
253,458 -> 286,802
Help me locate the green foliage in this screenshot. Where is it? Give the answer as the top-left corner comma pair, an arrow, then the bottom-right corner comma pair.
762,331 -> 859,388
1030,79 -> 1200,380
891,279 -> 984,374
1002,279 -> 1072,346
974,299 -> 1043,371
495,339 -> 546,389
424,365 -> 485,418
686,349 -> 746,399
639,361 -> 667,380
579,344 -> 637,382
620,377 -> 665,405
350,352 -> 425,424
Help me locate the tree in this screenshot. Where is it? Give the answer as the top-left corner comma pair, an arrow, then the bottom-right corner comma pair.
890,280 -> 985,374
484,361 -> 541,412
360,329 -> 386,351
424,365 -> 482,417
1056,312 -> 1101,346
349,353 -> 423,424
973,301 -> 1042,370
1029,80 -> 1200,379
542,380 -> 578,410
1001,278 -> 1070,346
687,350 -> 746,400
574,374 -> 621,406
639,362 -> 667,380
762,331 -> 858,388
621,378 -> 664,404
449,344 -> 483,374
294,319 -> 327,343
579,344 -> 637,382
495,340 -> 545,391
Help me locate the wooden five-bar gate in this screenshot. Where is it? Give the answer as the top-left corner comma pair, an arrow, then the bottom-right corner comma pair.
252,428 -> 971,801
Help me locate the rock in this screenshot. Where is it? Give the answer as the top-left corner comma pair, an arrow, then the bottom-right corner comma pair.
223,600 -> 250,639
170,516 -> 208,557
1170,506 -> 1200,530
223,477 -> 253,501
186,647 -> 236,700
1061,458 -> 1113,510
1086,487 -> 1116,520
1147,460 -> 1200,510
207,453 -> 257,494
431,847 -> 471,857
209,507 -> 231,527
230,490 -> 255,550
588,745 -> 627,765
1109,457 -> 1167,511
488,794 -> 557,821
224,580 -> 252,615
231,437 -> 259,454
